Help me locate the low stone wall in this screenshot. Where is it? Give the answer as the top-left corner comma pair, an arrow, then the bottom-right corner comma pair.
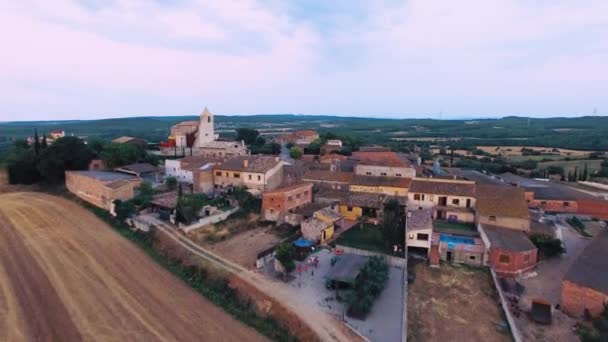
179,207 -> 239,233
490,268 -> 522,342
335,245 -> 406,268
578,180 -> 608,191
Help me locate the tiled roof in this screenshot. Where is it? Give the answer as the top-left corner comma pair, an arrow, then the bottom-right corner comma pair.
302,170 -> 355,183
482,225 -> 536,252
352,176 -> 412,188
407,209 -> 433,231
295,130 -> 318,137
315,208 -> 342,222
319,154 -> 348,163
263,182 -> 312,195
216,155 -> 282,173
115,163 -> 158,174
199,140 -> 245,149
344,193 -> 385,209
476,185 -> 530,219
564,229 -> 608,293
181,156 -> 223,171
409,178 -> 476,197
352,151 -> 412,167
69,171 -> 137,182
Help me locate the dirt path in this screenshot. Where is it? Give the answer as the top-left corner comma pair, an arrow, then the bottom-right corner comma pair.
152,217 -> 364,342
0,192 -> 267,342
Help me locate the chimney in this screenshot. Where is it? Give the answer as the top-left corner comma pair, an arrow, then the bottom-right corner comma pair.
243,159 -> 249,168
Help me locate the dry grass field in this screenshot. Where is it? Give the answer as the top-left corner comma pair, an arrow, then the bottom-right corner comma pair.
408,262 -> 511,342
478,145 -> 593,157
203,227 -> 281,268
0,192 -> 267,342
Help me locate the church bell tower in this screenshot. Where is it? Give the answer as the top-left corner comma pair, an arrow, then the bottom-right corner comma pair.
198,107 -> 215,146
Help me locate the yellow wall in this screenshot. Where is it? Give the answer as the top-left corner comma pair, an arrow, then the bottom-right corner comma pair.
322,225 -> 335,242
339,205 -> 362,220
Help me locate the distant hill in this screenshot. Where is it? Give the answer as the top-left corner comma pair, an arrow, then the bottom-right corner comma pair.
1,115 -> 608,150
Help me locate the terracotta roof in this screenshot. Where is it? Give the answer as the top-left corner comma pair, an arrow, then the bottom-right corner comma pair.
482,225 -> 536,252
352,151 -> 412,167
319,154 -> 348,163
302,170 -> 355,184
476,185 -> 530,219
409,178 -> 476,197
174,121 -> 198,126
115,163 -> 158,174
181,156 -> 223,171
295,130 -> 318,137
343,193 -> 385,209
352,176 -> 411,188
407,209 -> 433,231
315,208 -> 342,222
263,182 -> 312,195
215,156 -> 282,173
199,140 -> 245,149
564,229 -> 608,294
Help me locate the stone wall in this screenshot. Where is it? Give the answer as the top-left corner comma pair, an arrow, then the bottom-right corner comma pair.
179,207 -> 239,233
335,244 -> 406,267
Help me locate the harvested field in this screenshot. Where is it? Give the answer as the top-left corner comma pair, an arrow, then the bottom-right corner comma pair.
478,145 -> 593,157
0,192 -> 266,342
408,262 -> 510,342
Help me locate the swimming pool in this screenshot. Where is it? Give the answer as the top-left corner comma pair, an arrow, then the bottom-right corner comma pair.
439,234 -> 475,245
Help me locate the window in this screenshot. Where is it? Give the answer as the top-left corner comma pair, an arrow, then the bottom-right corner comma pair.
380,172 -> 387,176
207,116 -> 211,123
541,201 -> 547,205
366,172 -> 372,176
225,172 -> 229,177
469,256 -> 476,260
417,233 -> 429,241
215,171 -> 222,176
414,194 -> 421,200
429,195 -> 434,201
523,253 -> 530,262
248,175 -> 252,180
269,209 -> 274,213
347,206 -> 353,212
296,194 -> 301,199
421,194 -> 426,201
257,175 -> 261,181
563,202 -> 570,207
489,215 -> 497,222
288,196 -> 293,201
452,198 -> 460,205
304,191 -> 309,196
233,173 -> 240,178
498,254 -> 510,264
396,173 -> 402,177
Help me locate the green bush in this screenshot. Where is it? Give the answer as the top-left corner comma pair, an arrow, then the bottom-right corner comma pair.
165,176 -> 177,190
348,256 -> 389,318
530,233 -> 565,257
275,243 -> 296,273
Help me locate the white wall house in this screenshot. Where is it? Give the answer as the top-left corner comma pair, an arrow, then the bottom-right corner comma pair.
165,159 -> 193,183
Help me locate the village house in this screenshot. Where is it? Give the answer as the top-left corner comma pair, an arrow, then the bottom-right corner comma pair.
50,130 -> 65,139
261,183 -> 313,223
301,209 -> 341,244
284,202 -> 340,226
279,130 -> 319,148
165,156 -> 223,194
475,184 -> 530,231
65,171 -> 142,212
406,209 -> 434,256
561,229 -> 608,318
352,151 -> 416,178
213,155 -> 285,194
301,170 -> 355,191
112,136 -> 147,149
478,224 -> 538,276
115,163 -> 159,184
350,175 -> 411,197
321,140 -> 343,154
407,178 -> 477,223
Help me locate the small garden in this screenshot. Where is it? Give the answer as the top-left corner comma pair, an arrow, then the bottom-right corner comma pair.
335,224 -> 391,254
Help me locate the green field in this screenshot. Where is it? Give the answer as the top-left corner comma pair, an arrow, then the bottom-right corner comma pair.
537,159 -> 603,175
335,224 -> 392,254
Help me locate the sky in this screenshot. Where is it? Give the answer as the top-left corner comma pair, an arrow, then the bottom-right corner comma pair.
1,0 -> 608,121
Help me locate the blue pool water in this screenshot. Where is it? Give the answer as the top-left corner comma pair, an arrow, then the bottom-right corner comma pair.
439,234 -> 475,245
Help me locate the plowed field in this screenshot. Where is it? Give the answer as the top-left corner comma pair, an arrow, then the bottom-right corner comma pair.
0,192 -> 266,342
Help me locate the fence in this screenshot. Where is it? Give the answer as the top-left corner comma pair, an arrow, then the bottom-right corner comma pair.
335,244 -> 407,267
490,268 -> 523,342
179,207 -> 240,233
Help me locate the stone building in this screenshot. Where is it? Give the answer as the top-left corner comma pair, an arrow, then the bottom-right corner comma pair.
475,184 -> 530,231
350,175 -> 411,197
478,224 -> 537,276
352,151 -> 416,178
165,156 -> 223,194
261,183 -> 313,223
65,171 -> 142,211
407,178 -> 477,223
406,209 -> 434,256
562,229 -> 608,318
213,155 -> 285,194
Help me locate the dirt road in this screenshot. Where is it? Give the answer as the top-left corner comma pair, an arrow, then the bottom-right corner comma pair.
0,192 -> 267,342
151,216 -> 365,342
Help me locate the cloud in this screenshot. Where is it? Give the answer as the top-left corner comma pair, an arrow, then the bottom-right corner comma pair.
0,0 -> 607,120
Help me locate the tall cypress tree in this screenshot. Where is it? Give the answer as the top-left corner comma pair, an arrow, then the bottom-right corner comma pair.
41,133 -> 48,149
582,163 -> 588,181
33,129 -> 40,156
573,167 -> 578,182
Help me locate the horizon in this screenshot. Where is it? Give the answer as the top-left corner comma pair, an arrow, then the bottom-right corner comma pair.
2,1 -> 608,120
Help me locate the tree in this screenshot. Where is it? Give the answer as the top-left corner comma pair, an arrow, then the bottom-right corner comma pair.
6,147 -> 40,184
133,181 -> 154,207
87,137 -> 105,156
113,199 -> 136,221
530,233 -> 565,258
347,256 -> 389,318
289,146 -> 303,159
235,128 -> 260,145
573,166 -> 578,182
275,243 -> 295,273
582,163 -> 588,181
37,137 -> 95,184
165,176 -> 177,190
100,143 -> 147,168
306,138 -> 322,155
176,193 -> 207,224
33,129 -> 40,156
40,133 -> 48,149
381,199 -> 404,251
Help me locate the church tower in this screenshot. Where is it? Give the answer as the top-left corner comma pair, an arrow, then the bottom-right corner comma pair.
197,107 -> 215,146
